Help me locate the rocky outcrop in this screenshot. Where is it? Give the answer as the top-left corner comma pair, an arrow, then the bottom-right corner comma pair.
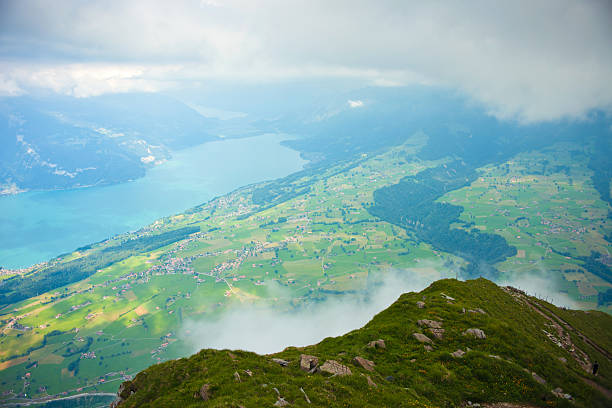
367,339 -> 386,349
416,301 -> 425,309
272,358 -> 290,367
428,328 -> 445,339
531,372 -> 546,385
413,333 -> 432,343
353,356 -> 375,371
273,387 -> 289,406
552,387 -> 572,400
463,328 -> 486,339
118,381 -> 136,401
363,374 -> 377,387
451,349 -> 466,358
300,354 -> 319,372
440,293 -> 455,301
320,360 -> 352,376
417,319 -> 442,329
417,319 -> 444,339
198,384 -> 211,401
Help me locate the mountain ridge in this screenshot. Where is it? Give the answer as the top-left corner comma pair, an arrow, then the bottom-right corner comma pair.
111,278 -> 612,407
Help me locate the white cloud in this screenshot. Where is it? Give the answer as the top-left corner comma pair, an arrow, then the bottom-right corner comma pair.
180,267 -> 452,355
500,270 -> 580,309
348,99 -> 364,108
0,63 -> 180,97
1,0 -> 611,121
0,73 -> 24,96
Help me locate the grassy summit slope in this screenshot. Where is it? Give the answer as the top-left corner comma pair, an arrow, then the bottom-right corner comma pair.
114,278 -> 612,408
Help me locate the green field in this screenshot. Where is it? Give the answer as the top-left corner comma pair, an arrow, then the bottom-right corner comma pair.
0,135 -> 610,402
439,142 -> 612,311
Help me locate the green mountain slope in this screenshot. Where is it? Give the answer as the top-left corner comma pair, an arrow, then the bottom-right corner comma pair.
112,278 -> 612,408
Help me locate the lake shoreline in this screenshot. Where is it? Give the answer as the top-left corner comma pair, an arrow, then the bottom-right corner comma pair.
0,134 -> 307,269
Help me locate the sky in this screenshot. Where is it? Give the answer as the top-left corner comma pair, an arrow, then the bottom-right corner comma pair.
1,0 -> 611,122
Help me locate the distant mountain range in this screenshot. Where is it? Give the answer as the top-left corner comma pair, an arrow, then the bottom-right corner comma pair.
0,93 -> 219,194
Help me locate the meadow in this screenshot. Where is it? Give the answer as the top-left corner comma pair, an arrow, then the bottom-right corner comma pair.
439,142 -> 612,311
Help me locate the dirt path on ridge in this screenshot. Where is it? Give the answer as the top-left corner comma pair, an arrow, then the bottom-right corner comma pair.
503,287 -> 611,399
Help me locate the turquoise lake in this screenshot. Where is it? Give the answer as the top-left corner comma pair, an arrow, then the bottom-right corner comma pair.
0,134 -> 306,269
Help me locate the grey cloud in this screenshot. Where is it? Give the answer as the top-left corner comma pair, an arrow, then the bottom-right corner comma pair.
1,0 -> 611,121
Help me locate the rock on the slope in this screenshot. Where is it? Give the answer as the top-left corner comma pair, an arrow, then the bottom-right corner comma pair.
320,360 -> 352,376
300,387 -> 311,404
274,398 -> 290,407
198,384 -> 211,401
428,328 -> 445,339
468,308 -> 486,314
363,374 -> 377,387
417,319 -> 442,329
273,387 -> 290,406
416,301 -> 425,309
463,328 -> 486,339
367,339 -> 386,349
272,358 -> 290,367
451,349 -> 466,358
118,382 -> 136,400
234,371 -> 241,382
440,293 -> 455,301
300,354 -> 319,372
531,372 -> 546,385
413,333 -> 433,343
552,387 -> 572,400
424,344 -> 433,352
353,356 -> 375,371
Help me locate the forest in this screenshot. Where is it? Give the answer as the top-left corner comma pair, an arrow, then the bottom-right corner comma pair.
368,162 -> 516,278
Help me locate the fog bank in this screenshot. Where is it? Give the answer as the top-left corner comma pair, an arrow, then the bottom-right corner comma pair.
180,266 -> 453,355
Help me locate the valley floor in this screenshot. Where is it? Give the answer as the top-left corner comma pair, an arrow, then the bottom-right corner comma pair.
0,135 -> 610,402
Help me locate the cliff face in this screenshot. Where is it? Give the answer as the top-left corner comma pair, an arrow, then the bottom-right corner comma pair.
113,278 -> 612,408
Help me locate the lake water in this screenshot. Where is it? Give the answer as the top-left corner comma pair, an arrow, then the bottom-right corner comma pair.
0,134 -> 306,269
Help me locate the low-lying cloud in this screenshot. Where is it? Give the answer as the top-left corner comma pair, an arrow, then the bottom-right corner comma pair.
179,261 -> 588,356
180,266 -> 453,355
500,270 -> 581,310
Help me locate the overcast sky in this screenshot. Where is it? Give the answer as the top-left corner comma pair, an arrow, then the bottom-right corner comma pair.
1,0 -> 611,122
